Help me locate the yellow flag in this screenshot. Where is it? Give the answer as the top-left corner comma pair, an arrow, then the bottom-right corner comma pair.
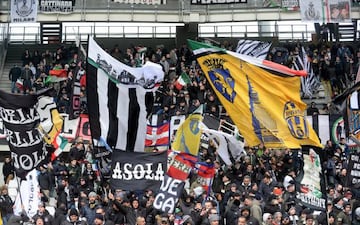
189,40 -> 322,149
172,113 -> 203,156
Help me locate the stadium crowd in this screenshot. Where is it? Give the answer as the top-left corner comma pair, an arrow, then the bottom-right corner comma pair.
3,37 -> 360,225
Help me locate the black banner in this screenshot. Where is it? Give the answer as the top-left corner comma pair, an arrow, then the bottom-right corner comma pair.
346,152 -> 360,188
0,90 -> 47,178
39,0 -> 75,13
191,0 -> 247,4
110,151 -> 167,191
153,175 -> 185,214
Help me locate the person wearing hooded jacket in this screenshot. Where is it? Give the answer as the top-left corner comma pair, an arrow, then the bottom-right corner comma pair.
61,208 -> 88,225
114,197 -> 146,225
240,207 -> 259,225
224,199 -> 241,225
53,203 -> 68,225
32,202 -> 54,225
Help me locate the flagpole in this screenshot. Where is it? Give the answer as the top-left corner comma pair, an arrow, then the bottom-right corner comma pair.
14,172 -> 24,214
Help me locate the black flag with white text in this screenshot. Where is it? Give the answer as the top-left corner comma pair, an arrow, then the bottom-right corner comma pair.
0,90 -> 47,178
110,150 -> 167,191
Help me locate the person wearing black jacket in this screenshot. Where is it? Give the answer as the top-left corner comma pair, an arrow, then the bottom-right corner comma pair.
2,156 -> 14,185
53,203 -> 68,225
116,198 -> 146,225
8,65 -> 22,93
32,202 -> 54,225
38,165 -> 53,203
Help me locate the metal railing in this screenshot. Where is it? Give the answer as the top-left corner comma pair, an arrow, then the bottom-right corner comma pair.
7,22 -> 316,44
0,23 -> 9,77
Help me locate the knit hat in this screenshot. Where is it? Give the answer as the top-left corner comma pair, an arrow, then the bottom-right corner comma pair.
208,214 -> 220,223
273,187 -> 283,196
181,215 -> 193,225
69,208 -> 79,217
88,191 -> 97,198
355,207 -> 360,218
263,213 -> 272,222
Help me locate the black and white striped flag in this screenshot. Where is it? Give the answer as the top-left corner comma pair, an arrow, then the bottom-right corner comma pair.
86,37 -> 164,152
305,114 -> 357,147
235,39 -> 272,60
292,47 -> 320,98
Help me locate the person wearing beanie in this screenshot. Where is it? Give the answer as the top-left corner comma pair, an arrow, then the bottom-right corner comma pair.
208,214 -> 220,225
179,194 -> 195,216
282,180 -> 298,212
81,191 -> 100,225
32,202 -> 54,225
61,208 -> 87,225
262,213 -> 275,225
240,206 -> 259,225
181,215 -> 194,225
281,213 -> 290,225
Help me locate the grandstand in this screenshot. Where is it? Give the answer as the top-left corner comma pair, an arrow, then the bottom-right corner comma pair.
0,0 -> 359,154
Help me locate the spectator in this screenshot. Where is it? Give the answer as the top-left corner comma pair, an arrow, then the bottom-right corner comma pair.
38,165 -> 53,203
21,49 -> 32,66
61,208 -> 87,225
53,157 -> 68,186
32,50 -> 42,68
2,156 -> 14,185
8,65 -> 22,94
306,102 -> 319,116
69,138 -> 86,162
32,202 -> 54,225
81,191 -> 100,225
0,185 -> 14,225
95,207 -> 114,225
53,203 -> 67,225
337,203 -> 352,225
244,194 -> 262,224
68,159 -> 81,187
21,64 -> 34,94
